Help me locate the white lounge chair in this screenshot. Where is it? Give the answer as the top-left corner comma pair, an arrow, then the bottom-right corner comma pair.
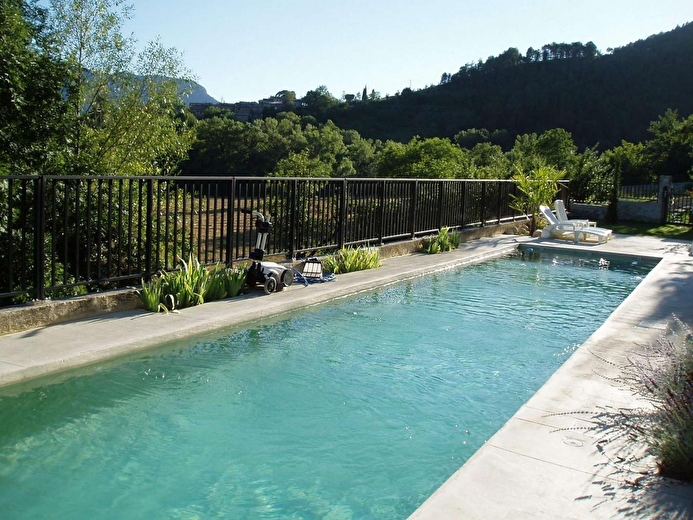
553,199 -> 595,228
539,205 -> 612,244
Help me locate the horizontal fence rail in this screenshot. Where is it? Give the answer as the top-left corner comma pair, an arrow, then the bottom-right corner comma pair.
0,175 -> 556,305
619,183 -> 659,201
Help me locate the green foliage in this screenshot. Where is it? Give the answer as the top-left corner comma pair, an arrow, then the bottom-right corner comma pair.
137,277 -> 169,313
320,24 -> 693,153
593,319 -> 693,481
509,165 -> 564,234
643,110 -> 693,183
1,0 -> 195,177
375,137 -> 469,178
223,267 -> 247,298
420,227 -> 460,254
569,145 -> 614,203
0,0 -> 69,176
607,222 -> 693,240
136,256 -> 247,313
322,246 -> 380,274
183,112 -> 366,178
273,151 -> 332,177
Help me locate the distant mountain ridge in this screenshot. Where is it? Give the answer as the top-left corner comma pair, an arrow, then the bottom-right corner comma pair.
179,80 -> 218,105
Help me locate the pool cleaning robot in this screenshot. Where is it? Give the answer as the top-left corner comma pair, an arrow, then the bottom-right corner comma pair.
241,208 -> 294,294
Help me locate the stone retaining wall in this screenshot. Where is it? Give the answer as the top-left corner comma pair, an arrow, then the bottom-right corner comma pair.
0,221 -> 527,336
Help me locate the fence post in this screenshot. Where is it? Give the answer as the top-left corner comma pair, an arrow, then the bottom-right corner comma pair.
34,176 -> 46,300
289,179 -> 298,255
437,181 -> 445,230
658,175 -> 673,225
409,180 -> 418,238
559,181 -> 570,210
145,178 -> 153,278
338,179 -> 347,249
226,177 -> 235,266
480,182 -> 486,227
496,181 -> 503,224
378,180 -> 386,244
461,181 -> 468,227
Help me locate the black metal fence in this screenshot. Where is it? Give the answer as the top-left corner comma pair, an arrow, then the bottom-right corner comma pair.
619,183 -> 659,201
667,184 -> 693,225
0,175 -> 545,305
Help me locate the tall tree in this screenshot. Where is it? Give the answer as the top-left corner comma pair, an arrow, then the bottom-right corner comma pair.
47,0 -> 195,175
535,128 -> 577,174
643,109 -> 693,182
0,0 -> 68,175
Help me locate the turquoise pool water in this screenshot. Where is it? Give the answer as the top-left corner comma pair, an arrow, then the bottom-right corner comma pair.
0,250 -> 654,519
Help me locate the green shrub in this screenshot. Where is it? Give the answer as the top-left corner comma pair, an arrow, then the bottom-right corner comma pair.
581,318 -> 693,481
162,255 -> 207,310
629,319 -> 693,480
322,246 -> 380,274
136,257 -> 248,313
420,227 -> 460,254
137,276 -> 168,313
204,265 -> 231,302
223,267 -> 247,298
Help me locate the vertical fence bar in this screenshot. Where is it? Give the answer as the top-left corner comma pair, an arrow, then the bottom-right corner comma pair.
154,179 -> 162,271
96,179 -> 103,281
196,182 -> 203,262
462,181 -> 468,227
437,181 -> 445,230
20,182 -> 28,292
106,179 -> 113,280
338,179 -> 347,249
7,179 -> 15,297
34,176 -> 46,300
62,181 -> 69,286
115,179 -> 122,278
145,178 -> 153,278
225,178 -> 235,265
74,178 -> 81,283
496,181 -> 503,224
289,179 -> 297,257
181,182 -> 188,262
377,180 -> 385,244
85,178 -> 92,283
409,180 -> 418,238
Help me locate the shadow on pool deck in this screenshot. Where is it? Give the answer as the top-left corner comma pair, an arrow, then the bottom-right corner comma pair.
1,233 -> 692,518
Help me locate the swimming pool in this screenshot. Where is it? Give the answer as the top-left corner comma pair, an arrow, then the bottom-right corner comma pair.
0,249 -> 655,519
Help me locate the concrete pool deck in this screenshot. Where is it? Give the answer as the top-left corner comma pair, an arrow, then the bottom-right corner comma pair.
1,233 -> 692,518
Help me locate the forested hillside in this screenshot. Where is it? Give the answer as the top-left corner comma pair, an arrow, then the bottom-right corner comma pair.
3,0 -> 691,186
310,23 -> 693,150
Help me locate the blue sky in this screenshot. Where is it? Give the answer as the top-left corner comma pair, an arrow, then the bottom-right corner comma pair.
122,0 -> 693,103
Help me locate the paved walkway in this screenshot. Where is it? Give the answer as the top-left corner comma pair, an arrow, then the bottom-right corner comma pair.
1,233 -> 692,518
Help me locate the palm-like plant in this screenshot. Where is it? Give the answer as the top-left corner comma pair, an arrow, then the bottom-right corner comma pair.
509,165 -> 565,235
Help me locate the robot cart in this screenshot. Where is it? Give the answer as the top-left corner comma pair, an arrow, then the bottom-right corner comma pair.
241,208 -> 294,294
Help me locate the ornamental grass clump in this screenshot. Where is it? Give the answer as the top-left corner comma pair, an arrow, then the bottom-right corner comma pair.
137,276 -> 169,313
322,246 -> 380,274
420,227 -> 460,254
136,256 -> 247,313
625,319 -> 693,481
583,318 -> 693,481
